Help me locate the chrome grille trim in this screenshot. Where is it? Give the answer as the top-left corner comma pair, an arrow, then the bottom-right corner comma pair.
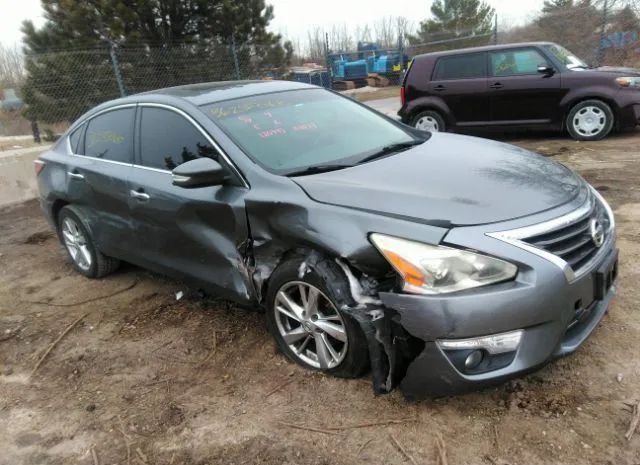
487,187 -> 615,282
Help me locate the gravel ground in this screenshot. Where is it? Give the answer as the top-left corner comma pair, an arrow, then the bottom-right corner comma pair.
1,130 -> 639,465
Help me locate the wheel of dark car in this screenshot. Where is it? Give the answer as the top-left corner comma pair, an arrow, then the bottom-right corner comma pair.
412,110 -> 446,133
265,257 -> 369,378
57,205 -> 120,279
566,99 -> 614,141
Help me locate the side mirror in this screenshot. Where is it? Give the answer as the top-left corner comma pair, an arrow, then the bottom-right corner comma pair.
537,65 -> 555,75
172,158 -> 228,188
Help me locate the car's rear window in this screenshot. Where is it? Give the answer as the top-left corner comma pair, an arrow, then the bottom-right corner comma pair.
433,53 -> 486,80
201,89 -> 414,174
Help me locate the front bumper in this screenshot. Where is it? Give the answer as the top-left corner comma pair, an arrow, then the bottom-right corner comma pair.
377,239 -> 618,399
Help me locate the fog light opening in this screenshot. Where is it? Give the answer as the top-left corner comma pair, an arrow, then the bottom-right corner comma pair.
464,350 -> 484,370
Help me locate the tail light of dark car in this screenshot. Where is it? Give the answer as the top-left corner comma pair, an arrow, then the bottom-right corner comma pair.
400,86 -> 406,106
34,159 -> 46,175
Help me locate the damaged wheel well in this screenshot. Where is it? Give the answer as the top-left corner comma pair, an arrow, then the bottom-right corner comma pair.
260,248 -> 424,396
51,198 -> 69,227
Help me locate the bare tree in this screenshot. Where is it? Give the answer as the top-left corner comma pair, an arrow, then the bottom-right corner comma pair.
374,16 -> 396,48
306,26 -> 326,62
328,23 -> 353,52
0,44 -> 25,88
395,16 -> 414,45
354,24 -> 373,44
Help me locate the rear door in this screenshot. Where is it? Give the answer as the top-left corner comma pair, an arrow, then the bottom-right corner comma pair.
65,106 -> 136,259
487,47 -> 563,124
428,52 -> 490,125
126,104 -> 251,301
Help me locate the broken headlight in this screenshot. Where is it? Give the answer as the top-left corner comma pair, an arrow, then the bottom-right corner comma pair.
370,233 -> 518,295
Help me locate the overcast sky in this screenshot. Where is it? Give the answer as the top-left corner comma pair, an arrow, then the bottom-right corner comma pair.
0,0 -> 545,48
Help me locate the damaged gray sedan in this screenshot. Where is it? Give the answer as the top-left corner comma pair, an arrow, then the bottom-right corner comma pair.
36,81 -> 618,399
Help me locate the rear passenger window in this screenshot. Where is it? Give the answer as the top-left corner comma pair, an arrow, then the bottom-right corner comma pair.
490,49 -> 548,76
139,107 -> 218,171
84,108 -> 135,162
433,53 -> 486,80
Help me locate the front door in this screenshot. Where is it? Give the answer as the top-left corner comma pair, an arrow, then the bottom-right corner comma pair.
127,105 -> 252,302
487,47 -> 564,124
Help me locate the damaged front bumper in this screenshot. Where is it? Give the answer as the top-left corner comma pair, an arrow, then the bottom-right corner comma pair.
363,245 -> 618,400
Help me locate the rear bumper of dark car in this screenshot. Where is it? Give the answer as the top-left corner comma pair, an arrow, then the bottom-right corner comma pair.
378,245 -> 618,400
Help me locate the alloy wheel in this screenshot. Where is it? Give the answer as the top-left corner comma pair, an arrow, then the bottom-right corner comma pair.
573,106 -> 606,137
61,217 -> 92,271
274,281 -> 348,370
415,115 -> 440,132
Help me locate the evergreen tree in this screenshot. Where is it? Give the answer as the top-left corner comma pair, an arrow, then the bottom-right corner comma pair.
542,0 -> 574,13
21,0 -> 292,123
410,0 -> 495,44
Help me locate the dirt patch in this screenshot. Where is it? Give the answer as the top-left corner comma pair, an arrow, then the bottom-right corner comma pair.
1,131 -> 640,465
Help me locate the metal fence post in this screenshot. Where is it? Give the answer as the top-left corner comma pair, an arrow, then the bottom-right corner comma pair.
231,34 -> 241,80
596,0 -> 609,66
324,32 -> 332,90
109,43 -> 126,97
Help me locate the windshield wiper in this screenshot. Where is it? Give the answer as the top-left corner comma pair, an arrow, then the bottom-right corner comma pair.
357,139 -> 425,164
284,164 -> 354,177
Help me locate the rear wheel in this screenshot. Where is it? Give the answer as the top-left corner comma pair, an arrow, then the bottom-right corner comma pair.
265,257 -> 369,378
566,100 -> 614,141
412,110 -> 446,133
57,206 -> 120,279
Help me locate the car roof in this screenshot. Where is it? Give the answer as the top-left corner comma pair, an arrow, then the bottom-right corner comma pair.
136,80 -> 316,106
414,42 -> 557,60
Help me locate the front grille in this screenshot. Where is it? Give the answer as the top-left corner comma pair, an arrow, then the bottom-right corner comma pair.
522,197 -> 610,275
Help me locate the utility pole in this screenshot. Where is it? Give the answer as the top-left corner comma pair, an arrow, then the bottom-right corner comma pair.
493,14 -> 498,45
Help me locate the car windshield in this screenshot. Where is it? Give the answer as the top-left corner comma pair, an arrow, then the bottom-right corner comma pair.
543,44 -> 589,70
201,89 -> 418,175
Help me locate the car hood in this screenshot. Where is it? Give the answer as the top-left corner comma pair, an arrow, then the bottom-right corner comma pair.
591,66 -> 640,76
292,133 -> 584,227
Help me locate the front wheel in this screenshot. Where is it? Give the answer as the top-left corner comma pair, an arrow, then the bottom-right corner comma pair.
265,257 -> 369,378
566,100 -> 614,141
412,110 -> 446,133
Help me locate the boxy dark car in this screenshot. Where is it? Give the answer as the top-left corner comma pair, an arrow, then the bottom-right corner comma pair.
36,81 -> 618,399
399,42 -> 640,141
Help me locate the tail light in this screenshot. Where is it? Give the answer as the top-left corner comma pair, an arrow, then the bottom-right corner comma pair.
400,86 -> 406,106
34,159 -> 46,175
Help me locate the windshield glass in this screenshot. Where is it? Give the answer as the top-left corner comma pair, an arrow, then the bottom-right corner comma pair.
543,44 -> 589,70
201,89 -> 416,174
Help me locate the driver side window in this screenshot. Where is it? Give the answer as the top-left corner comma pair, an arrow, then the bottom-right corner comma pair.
139,107 -> 218,171
490,49 -> 549,77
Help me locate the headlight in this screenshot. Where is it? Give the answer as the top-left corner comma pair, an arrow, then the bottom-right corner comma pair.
370,233 -> 518,295
615,77 -> 640,88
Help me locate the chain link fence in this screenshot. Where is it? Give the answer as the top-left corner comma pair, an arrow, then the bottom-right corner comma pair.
9,42 -> 286,138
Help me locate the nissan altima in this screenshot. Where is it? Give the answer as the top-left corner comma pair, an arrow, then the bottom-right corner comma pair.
35,81 -> 618,399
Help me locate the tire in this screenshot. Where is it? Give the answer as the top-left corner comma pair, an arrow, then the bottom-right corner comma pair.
566,99 -> 614,141
57,205 -> 120,279
412,110 -> 446,133
265,256 -> 369,378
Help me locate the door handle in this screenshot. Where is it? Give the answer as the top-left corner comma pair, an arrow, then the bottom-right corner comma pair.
434,85 -> 447,91
489,82 -> 504,89
67,171 -> 85,180
130,189 -> 150,201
